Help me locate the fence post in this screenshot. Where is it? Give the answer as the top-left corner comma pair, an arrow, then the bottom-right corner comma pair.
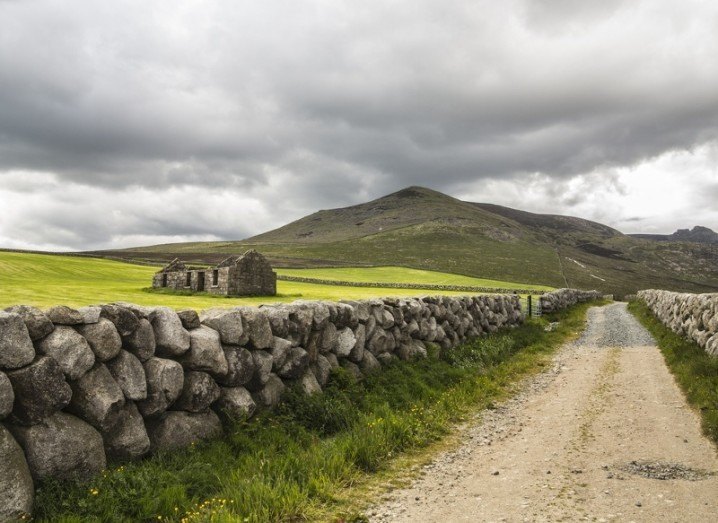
527,295 -> 532,317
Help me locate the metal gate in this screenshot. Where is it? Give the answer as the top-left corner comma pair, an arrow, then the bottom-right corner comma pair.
521,295 -> 542,318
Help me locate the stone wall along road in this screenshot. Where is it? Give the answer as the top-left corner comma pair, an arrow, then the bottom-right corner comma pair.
638,289 -> 718,356
0,288 -> 596,520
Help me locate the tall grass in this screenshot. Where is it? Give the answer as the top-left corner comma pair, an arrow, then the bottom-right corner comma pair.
34,302 -> 598,522
627,300 -> 718,444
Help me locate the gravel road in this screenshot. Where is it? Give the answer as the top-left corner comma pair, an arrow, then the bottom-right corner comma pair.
367,302 -> 718,522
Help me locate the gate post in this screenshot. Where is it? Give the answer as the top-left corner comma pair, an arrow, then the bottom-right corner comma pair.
527,295 -> 532,317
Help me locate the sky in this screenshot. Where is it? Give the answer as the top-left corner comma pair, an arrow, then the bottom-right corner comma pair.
0,0 -> 717,252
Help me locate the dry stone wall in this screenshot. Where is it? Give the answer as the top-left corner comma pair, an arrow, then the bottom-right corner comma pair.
0,289 -> 598,519
539,288 -> 603,314
637,290 -> 718,356
277,275 -> 546,296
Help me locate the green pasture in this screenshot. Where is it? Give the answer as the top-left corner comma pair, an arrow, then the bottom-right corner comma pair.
277,266 -> 553,290
0,252 -> 539,310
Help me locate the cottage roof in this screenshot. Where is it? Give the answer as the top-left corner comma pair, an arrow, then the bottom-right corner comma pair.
217,255 -> 241,268
158,258 -> 186,273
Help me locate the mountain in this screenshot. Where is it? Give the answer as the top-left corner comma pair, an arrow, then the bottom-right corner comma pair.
630,226 -> 718,244
97,186 -> 718,297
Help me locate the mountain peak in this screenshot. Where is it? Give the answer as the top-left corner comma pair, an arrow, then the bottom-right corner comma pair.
670,226 -> 718,243
630,225 -> 718,244
383,186 -> 454,200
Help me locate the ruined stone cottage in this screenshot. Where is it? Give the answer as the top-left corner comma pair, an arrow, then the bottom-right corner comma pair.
152,249 -> 277,296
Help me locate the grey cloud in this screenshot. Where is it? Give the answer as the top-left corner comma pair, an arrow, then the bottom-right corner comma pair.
0,0 -> 717,249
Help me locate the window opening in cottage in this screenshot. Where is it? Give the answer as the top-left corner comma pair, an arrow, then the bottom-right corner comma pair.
197,271 -> 205,291
185,272 -> 192,287
212,269 -> 219,286
162,273 -> 167,287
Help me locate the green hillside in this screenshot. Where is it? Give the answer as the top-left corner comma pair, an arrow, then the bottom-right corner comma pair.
95,187 -> 718,297
0,252 -> 526,310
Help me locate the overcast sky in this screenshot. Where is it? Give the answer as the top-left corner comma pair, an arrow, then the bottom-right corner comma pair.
1,0 -> 717,251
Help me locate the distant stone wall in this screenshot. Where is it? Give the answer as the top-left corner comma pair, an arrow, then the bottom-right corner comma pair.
276,275 -> 546,295
0,289 -> 598,519
637,290 -> 718,356
539,288 -> 604,314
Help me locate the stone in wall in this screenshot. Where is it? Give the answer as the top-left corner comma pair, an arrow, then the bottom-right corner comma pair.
122,318 -> 156,362
0,371 -> 14,420
100,304 -> 140,337
296,370 -> 322,395
267,336 -> 292,371
36,326 -> 95,380
150,307 -> 190,357
146,410 -> 223,453
78,306 -> 102,324
172,371 -> 221,413
239,308 -> 273,349
76,318 -> 123,362
214,386 -> 256,421
177,310 -> 201,330
106,350 -> 148,401
137,357 -> 184,418
277,347 -> 309,379
218,346 -> 255,387
8,412 -> 106,482
181,326 -> 228,375
200,309 -> 248,346
311,355 -> 332,387
0,425 -> 34,521
6,356 -> 72,425
103,401 -> 151,462
0,311 -> 36,370
252,374 -> 285,408
67,363 -> 126,432
3,305 -> 54,341
246,350 -> 273,391
46,306 -> 84,326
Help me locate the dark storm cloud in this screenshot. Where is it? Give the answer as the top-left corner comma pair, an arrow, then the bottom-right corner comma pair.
0,0 -> 717,249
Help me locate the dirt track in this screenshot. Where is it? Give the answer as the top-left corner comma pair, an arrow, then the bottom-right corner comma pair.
368,303 -> 718,522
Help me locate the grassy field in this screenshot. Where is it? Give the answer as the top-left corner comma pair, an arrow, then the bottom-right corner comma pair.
0,252 -> 538,310
33,300 -> 601,522
277,266 -> 553,291
628,300 -> 718,444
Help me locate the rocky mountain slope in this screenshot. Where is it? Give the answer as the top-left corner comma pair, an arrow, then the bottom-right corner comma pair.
99,187 -> 718,297
631,226 -> 718,244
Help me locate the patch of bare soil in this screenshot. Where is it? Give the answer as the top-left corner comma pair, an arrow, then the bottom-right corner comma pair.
367,303 -> 718,522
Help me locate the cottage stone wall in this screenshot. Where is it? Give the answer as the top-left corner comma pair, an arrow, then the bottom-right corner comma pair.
152,251 -> 276,296
152,270 -> 186,290
235,253 -> 276,295
0,289 -> 599,519
637,290 -> 718,356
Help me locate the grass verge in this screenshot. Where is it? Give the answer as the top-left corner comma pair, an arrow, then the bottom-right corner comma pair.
33,301 -> 601,523
627,300 -> 718,445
